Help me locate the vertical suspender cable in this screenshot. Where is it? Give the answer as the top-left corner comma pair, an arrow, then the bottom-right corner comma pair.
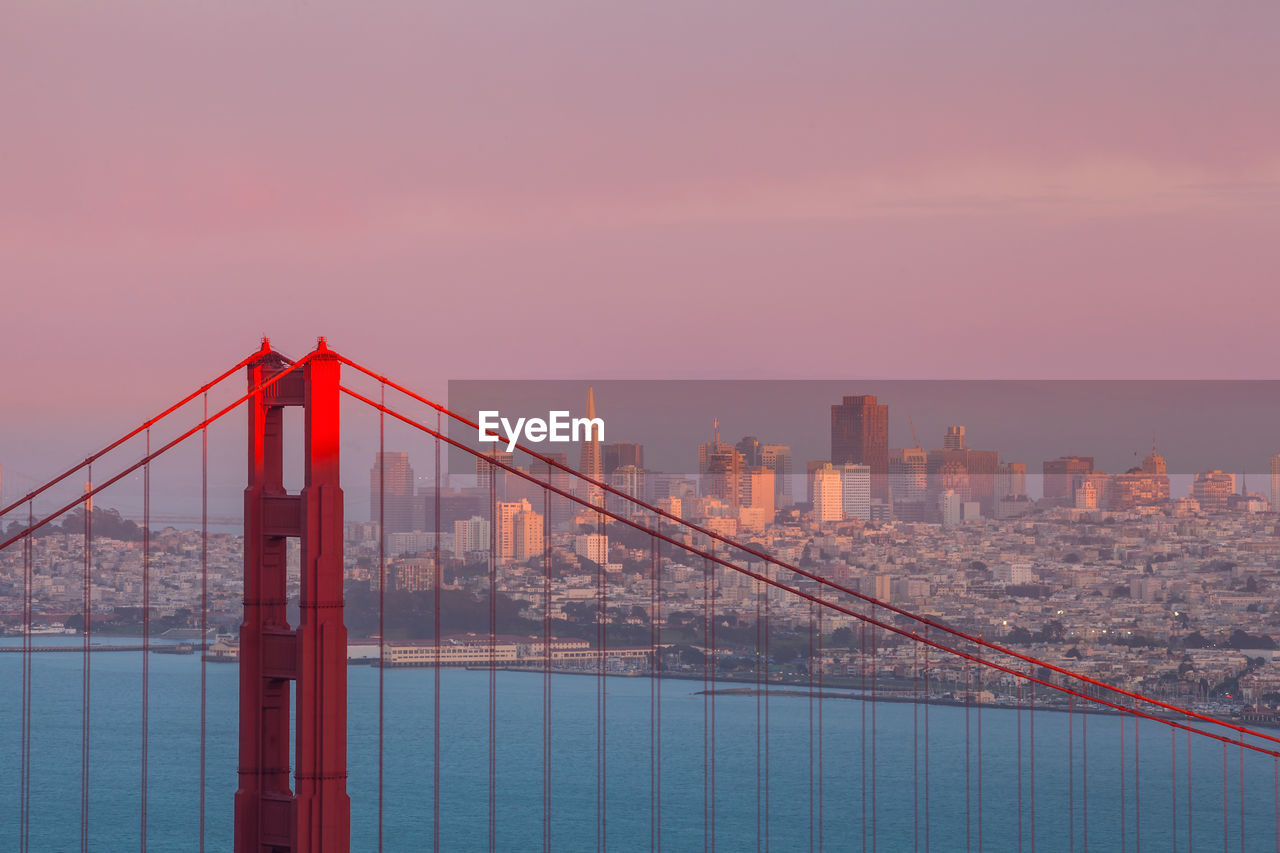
747,568 -> 757,850
1017,676 -> 1023,853
709,549 -> 716,853
1131,714 -> 1145,852
977,666 -> 983,853
807,599 -> 814,853
965,658 -> 972,853
1170,727 -> 1176,853
433,410 -> 442,853
1029,668 -> 1036,853
544,490 -> 552,853
377,385 -> 385,853
1068,694 -> 1074,853
706,550 -> 716,850
598,509 -> 607,852
652,535 -> 660,853
870,607 -> 877,853
915,640 -> 921,853
142,434 -> 151,852
861,620 -> 868,853
199,393 -> 208,853
816,597 -> 823,853
488,466 -> 497,853
81,461 -> 92,853
1121,704 -> 1127,853
1241,739 -> 1246,853
925,629 -> 931,853
763,569 -> 771,853
21,501 -> 33,853
1082,692 -> 1087,852
1188,730 -> 1193,853
1224,742 -> 1229,853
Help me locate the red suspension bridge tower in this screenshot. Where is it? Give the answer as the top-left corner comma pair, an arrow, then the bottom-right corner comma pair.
234,339 -> 350,853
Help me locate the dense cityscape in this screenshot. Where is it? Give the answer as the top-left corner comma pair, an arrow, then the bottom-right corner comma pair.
5,392 -> 1280,727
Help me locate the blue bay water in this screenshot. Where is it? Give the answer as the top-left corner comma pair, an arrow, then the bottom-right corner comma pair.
1,639 -> 1277,851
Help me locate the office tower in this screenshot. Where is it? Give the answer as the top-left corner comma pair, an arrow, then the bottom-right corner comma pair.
700,420 -> 744,509
575,533 -> 609,566
736,436 -> 762,468
1043,456 -> 1094,500
476,449 -> 514,493
996,462 -> 1027,498
1272,454 -> 1280,512
494,498 -> 543,561
840,463 -> 871,521
603,442 -> 644,477
928,436 -> 999,514
831,395 -> 889,499
453,516 -> 491,557
608,464 -> 646,520
1191,470 -> 1235,512
811,463 -> 843,522
1142,444 -> 1168,476
939,489 -> 962,527
889,447 -> 928,502
1110,471 -> 1171,509
1075,480 -> 1098,510
370,451 -> 418,534
760,444 -> 793,506
578,386 -> 604,507
742,466 -> 776,517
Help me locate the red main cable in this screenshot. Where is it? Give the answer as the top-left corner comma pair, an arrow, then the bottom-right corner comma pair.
0,351 -> 259,521
1,353 -> 317,554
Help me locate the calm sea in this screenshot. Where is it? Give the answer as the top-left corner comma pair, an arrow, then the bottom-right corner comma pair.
1,638 -> 1276,851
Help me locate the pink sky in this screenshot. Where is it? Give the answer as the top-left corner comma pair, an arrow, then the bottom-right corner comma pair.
3,1 -> 1280,482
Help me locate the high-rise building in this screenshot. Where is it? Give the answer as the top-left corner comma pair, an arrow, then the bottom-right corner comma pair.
1142,444 -> 1168,476
1110,471 -> 1171,509
370,451 -> 418,534
889,447 -> 928,502
453,516 -> 490,557
996,462 -> 1027,499
575,533 -> 609,566
494,499 -> 538,560
476,449 -> 514,495
578,386 -> 604,507
735,436 -> 762,468
943,426 -> 967,451
1191,470 -> 1235,512
699,421 -> 744,510
1272,454 -> 1280,513
1043,456 -> 1094,500
608,464 -> 646,520
742,466 -> 776,518
840,463 -> 871,521
831,395 -> 889,499
602,442 -> 644,477
811,462 -> 843,523
760,444 -> 793,506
